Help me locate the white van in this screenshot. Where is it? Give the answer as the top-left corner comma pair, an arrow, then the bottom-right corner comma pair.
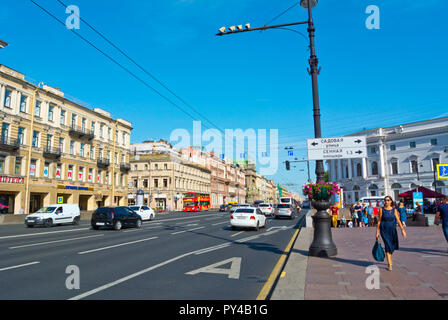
25,204 -> 81,228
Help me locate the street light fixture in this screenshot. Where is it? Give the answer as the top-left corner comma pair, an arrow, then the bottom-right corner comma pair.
216,0 -> 336,257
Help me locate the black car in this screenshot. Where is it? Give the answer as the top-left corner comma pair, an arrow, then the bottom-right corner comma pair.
91,206 -> 142,230
219,205 -> 230,212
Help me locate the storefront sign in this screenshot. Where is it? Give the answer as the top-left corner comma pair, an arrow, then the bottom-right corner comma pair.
56,168 -> 61,179
0,176 -> 24,184
413,192 -> 423,210
57,185 -> 94,191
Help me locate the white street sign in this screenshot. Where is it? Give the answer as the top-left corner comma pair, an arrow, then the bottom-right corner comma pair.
307,136 -> 367,160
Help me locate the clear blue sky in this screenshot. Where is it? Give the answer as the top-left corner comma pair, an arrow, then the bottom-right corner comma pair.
1,0 -> 448,194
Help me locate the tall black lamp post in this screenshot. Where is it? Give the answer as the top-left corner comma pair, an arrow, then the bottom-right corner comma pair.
216,0 -> 337,257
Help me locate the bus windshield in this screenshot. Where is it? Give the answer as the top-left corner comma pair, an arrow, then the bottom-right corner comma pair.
183,202 -> 198,207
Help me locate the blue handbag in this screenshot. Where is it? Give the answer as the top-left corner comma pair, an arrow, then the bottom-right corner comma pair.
372,238 -> 385,262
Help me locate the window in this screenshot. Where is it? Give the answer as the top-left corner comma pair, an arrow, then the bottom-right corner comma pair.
30,159 -> 37,177
134,165 -> 138,171
108,128 -> 111,140
80,143 -> 85,157
155,164 -> 158,170
356,163 -> 362,177
60,110 -> 65,125
122,132 -> 126,145
70,141 -> 74,155
43,162 -> 49,178
144,164 -> 148,170
391,161 -> 398,175
163,179 -> 168,188
34,101 -> 41,116
154,179 -> 159,188
59,138 -> 64,153
390,144 -> 396,151
56,163 -> 61,179
18,127 -> 25,145
143,179 -> 148,188
14,157 -> 22,175
133,179 -> 138,188
78,166 -> 84,181
88,168 -> 93,182
164,164 -> 168,170
98,148 -> 103,159
71,114 -> 76,128
410,141 -> 416,148
32,131 -> 39,147
81,118 -> 86,132
0,123 -> 9,143
411,160 -> 418,173
68,165 -> 73,180
100,124 -> 104,138
0,156 -> 4,173
90,145 -> 94,159
120,174 -> 124,186
91,121 -> 95,135
430,139 -> 437,146
432,158 -> 439,171
3,89 -> 11,107
20,95 -> 27,112
46,134 -> 52,150
371,161 -> 378,175
370,147 -> 377,154
48,106 -> 54,121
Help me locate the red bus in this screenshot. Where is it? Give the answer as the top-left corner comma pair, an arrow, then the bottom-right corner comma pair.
183,193 -> 210,212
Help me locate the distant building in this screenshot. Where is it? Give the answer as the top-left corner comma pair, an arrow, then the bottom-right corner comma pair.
327,117 -> 448,204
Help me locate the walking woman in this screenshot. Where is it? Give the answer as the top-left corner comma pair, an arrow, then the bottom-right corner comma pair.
375,196 -> 407,271
398,202 -> 407,228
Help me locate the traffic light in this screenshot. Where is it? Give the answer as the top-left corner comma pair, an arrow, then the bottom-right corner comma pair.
285,161 -> 290,171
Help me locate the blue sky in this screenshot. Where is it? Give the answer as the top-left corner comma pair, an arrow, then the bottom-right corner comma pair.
1,0 -> 448,194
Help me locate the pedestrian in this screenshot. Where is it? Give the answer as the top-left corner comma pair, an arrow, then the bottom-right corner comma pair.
362,212 -> 369,228
373,204 -> 379,226
413,202 -> 422,221
398,202 -> 407,228
366,202 -> 374,227
376,196 -> 407,271
330,205 -> 339,228
434,196 -> 448,251
340,216 -> 346,228
354,201 -> 362,227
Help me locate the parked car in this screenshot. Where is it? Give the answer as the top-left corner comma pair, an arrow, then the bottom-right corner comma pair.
258,203 -> 274,216
25,204 -> 80,228
274,204 -> 297,219
230,207 -> 267,231
219,204 -> 230,212
91,206 -> 142,230
129,205 -> 155,221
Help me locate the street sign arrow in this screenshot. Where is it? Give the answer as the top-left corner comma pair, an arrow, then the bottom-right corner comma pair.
355,139 -> 362,144
355,150 -> 363,154
311,142 -> 318,147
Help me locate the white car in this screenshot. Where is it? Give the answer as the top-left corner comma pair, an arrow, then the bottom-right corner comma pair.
230,207 -> 267,231
230,204 -> 254,213
25,204 -> 81,228
258,203 -> 274,216
129,205 -> 155,221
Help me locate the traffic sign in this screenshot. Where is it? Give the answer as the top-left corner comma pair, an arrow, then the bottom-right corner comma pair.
436,164 -> 448,179
307,136 -> 367,160
57,196 -> 63,204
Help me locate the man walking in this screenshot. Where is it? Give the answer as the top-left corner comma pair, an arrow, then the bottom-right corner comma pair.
435,196 -> 448,251
366,202 -> 374,227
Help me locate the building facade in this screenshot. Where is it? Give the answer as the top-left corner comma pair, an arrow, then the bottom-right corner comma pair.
129,141 -> 211,211
0,65 -> 132,214
327,117 -> 448,204
244,163 -> 278,204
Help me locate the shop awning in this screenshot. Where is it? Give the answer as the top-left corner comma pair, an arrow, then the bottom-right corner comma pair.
398,186 -> 446,199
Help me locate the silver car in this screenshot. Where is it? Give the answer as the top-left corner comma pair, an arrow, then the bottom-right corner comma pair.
275,204 -> 297,219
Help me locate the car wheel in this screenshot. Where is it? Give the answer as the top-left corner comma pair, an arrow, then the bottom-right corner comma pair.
114,221 -> 122,230
255,222 -> 259,231
26,225 -> 34,228
231,226 -> 236,231
73,216 -> 80,225
136,219 -> 142,228
45,219 -> 53,228
150,214 -> 155,221
92,225 -> 99,230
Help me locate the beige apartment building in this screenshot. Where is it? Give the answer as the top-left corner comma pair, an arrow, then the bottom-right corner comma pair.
0,65 -> 132,214
244,163 -> 279,204
180,148 -> 246,208
129,141 -> 211,211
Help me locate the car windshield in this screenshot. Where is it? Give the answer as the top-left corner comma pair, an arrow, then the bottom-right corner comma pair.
280,199 -> 290,203
129,206 -> 140,211
277,204 -> 290,208
238,204 -> 250,207
35,207 -> 56,213
235,209 -> 255,214
258,204 -> 270,207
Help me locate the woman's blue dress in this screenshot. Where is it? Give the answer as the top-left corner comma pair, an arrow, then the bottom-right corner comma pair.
398,207 -> 407,223
380,208 -> 399,254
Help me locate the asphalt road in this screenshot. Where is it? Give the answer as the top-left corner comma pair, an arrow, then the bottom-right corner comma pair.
0,210 -> 306,300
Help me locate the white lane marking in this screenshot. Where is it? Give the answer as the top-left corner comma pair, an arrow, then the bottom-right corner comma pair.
9,234 -> 104,249
236,235 -> 261,243
68,223 -> 287,300
186,257 -> 242,279
171,226 -> 205,235
122,229 -> 143,233
185,223 -> 199,227
0,261 -> 40,272
194,243 -> 231,255
78,237 -> 158,255
212,221 -> 229,226
176,220 -> 200,225
231,231 -> 245,238
0,228 -> 91,240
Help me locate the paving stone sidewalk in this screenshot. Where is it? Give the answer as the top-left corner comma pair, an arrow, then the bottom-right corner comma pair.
271,226 -> 448,300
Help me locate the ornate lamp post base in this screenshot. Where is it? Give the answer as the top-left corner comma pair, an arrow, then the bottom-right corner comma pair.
309,200 -> 337,257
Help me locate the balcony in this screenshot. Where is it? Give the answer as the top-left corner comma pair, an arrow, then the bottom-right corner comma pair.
97,157 -> 110,168
0,137 -> 20,151
43,146 -> 62,159
69,125 -> 94,140
120,163 -> 131,172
